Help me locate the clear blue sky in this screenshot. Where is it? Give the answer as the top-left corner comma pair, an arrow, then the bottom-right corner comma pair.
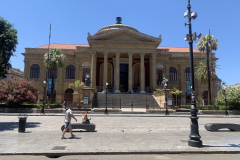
1,0 -> 239,85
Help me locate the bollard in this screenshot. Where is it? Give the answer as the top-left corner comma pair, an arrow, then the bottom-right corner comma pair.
18,115 -> 28,133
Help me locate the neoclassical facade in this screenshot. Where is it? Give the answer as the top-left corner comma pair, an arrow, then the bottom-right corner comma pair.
22,19 -> 217,105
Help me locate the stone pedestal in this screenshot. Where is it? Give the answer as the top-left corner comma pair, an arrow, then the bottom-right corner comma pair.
81,87 -> 94,108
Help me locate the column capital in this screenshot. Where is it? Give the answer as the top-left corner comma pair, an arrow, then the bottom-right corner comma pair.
103,51 -> 109,55
140,52 -> 145,56
166,61 -> 170,64
75,59 -> 80,63
24,59 -> 29,63
115,51 -> 121,57
128,52 -> 133,56
179,64 -> 183,67
92,50 -> 97,56
152,52 -> 157,57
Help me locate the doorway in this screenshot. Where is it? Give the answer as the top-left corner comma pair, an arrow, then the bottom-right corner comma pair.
120,64 -> 128,92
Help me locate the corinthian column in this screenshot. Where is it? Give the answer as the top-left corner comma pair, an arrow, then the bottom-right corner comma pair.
128,52 -> 133,92
152,52 -> 157,90
140,52 -> 146,93
91,51 -> 97,88
103,51 -> 108,91
115,51 -> 121,93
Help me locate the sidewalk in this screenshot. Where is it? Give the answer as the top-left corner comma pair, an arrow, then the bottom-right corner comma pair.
1,115 -> 240,156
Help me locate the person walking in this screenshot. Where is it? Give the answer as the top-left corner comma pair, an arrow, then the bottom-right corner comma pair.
130,101 -> 133,112
61,104 -> 77,139
62,101 -> 66,109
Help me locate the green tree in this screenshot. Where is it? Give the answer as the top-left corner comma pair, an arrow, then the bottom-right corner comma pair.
69,80 -> 84,105
0,17 -> 18,78
44,48 -> 66,103
216,87 -> 240,110
197,34 -> 219,105
169,87 -> 182,106
195,59 -> 219,82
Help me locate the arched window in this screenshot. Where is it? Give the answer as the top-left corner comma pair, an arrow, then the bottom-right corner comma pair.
30,64 -> 40,78
48,67 -> 57,79
169,67 -> 177,81
185,67 -> 190,81
66,65 -> 75,79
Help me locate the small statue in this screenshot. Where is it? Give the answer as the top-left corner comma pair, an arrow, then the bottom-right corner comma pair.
161,76 -> 168,88
85,74 -> 91,87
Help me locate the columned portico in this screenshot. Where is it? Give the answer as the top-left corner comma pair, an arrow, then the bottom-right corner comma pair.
115,51 -> 121,93
140,52 -> 146,93
91,51 -> 97,88
128,52 -> 133,92
152,52 -> 157,90
103,51 -> 108,91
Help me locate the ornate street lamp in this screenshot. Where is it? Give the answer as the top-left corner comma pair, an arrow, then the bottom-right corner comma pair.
222,81 -> 229,116
184,0 -> 202,147
105,81 -> 109,114
41,80 -> 47,114
162,76 -> 169,115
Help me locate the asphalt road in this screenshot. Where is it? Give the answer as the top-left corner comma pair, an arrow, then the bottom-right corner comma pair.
0,154 -> 240,160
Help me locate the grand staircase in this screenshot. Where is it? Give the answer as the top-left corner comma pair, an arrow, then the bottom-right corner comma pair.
92,92 -> 160,109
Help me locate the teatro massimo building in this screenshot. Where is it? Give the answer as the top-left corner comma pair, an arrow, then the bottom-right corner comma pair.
22,18 -> 217,106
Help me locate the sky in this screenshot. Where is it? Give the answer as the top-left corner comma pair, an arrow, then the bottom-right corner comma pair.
0,0 -> 239,85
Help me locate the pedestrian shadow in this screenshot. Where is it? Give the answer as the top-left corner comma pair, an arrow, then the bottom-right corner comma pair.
203,144 -> 240,148
0,122 -> 41,132
68,137 -> 81,139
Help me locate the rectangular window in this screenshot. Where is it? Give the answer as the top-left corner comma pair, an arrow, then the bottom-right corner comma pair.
156,70 -> 162,85
82,68 -> 90,83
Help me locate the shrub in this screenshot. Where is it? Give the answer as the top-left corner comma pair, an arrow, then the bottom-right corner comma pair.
0,78 -> 39,107
216,87 -> 240,110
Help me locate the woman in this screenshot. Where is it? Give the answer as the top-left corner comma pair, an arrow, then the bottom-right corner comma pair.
82,111 -> 91,124
130,101 -> 133,112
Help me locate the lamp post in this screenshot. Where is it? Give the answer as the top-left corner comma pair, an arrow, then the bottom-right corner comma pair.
184,0 -> 202,147
41,80 -> 47,114
222,81 -> 228,116
162,76 -> 169,115
105,81 -> 109,114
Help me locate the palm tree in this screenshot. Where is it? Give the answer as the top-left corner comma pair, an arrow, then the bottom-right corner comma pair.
69,80 -> 84,106
44,48 -> 66,103
169,87 -> 182,107
197,34 -> 219,105
195,59 -> 219,82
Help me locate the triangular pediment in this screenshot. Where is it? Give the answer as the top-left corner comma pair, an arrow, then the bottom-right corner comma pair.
88,29 -> 162,44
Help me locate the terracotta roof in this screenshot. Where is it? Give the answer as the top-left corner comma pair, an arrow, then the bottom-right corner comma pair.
157,47 -> 201,53
36,44 -> 201,53
36,44 -> 89,49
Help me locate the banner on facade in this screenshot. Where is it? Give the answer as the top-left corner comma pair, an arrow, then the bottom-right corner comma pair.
48,78 -> 56,93
187,82 -> 192,95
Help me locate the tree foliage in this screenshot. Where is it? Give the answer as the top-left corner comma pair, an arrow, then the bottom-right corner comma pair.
195,59 -> 219,83
216,87 -> 240,110
69,80 -> 84,105
169,87 -> 182,106
0,78 -> 39,106
44,48 -> 66,103
197,34 -> 219,52
0,17 -> 18,79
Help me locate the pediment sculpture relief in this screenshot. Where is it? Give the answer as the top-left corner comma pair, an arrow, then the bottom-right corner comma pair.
156,63 -> 164,69
82,62 -> 91,67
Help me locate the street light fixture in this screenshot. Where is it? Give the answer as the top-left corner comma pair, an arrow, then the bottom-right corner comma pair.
161,76 -> 169,116
41,80 -> 47,114
222,81 -> 229,116
105,81 -> 109,114
184,0 -> 202,147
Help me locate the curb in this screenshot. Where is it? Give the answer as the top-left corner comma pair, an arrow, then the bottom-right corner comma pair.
1,151 -> 240,157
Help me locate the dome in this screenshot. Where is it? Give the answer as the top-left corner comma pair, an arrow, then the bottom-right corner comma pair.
94,17 -> 139,35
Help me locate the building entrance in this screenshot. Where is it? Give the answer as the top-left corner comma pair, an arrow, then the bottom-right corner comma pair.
120,64 -> 128,92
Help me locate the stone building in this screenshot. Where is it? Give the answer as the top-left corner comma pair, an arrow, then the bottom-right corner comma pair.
0,68 -> 23,80
22,18 -> 217,106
